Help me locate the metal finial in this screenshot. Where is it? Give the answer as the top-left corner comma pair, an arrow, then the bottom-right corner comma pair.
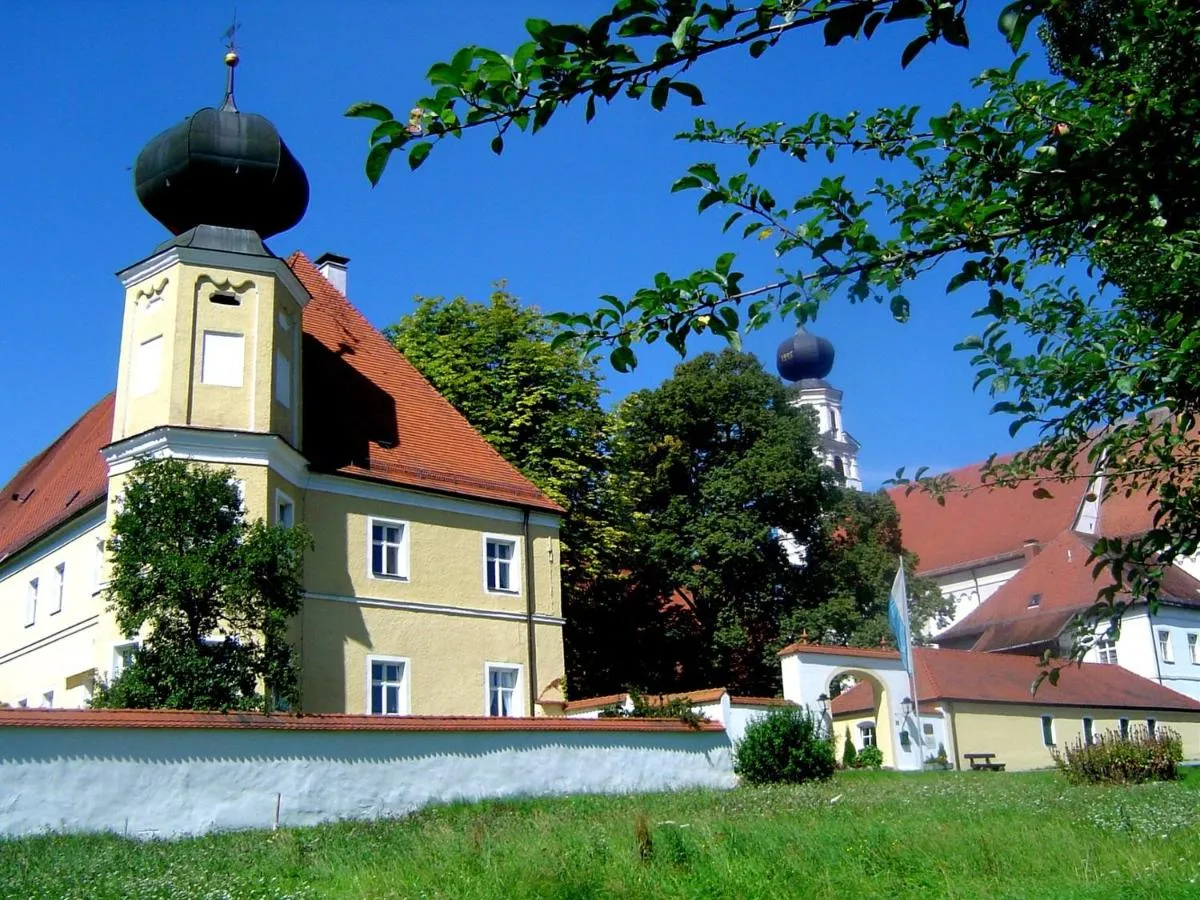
221,13 -> 241,112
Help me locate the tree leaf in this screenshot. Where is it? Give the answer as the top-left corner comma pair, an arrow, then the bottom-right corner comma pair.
900,34 -> 930,69
346,101 -> 394,122
408,141 -> 433,171
366,143 -> 392,186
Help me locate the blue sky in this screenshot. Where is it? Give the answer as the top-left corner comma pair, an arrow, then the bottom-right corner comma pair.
0,1 -> 1052,489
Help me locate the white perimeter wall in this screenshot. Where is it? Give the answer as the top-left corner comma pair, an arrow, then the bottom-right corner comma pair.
0,723 -> 735,839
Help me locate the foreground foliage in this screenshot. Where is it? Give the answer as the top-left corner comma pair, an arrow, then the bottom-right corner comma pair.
734,706 -> 835,784
1054,726 -> 1184,785
92,459 -> 312,712
6,771 -> 1200,899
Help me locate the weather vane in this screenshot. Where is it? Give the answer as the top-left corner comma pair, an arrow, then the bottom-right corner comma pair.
220,12 -> 241,112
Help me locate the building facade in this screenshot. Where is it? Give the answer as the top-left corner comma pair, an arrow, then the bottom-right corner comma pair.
0,61 -> 566,716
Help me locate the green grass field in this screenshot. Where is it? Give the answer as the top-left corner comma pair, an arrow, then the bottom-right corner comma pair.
4,769 -> 1200,899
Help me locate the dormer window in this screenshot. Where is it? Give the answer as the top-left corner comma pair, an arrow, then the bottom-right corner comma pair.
1028,593 -> 1042,608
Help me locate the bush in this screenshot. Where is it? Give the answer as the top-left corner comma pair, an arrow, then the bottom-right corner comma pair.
734,706 -> 835,785
1053,725 -> 1183,784
841,727 -> 857,769
598,690 -> 707,728
856,744 -> 884,769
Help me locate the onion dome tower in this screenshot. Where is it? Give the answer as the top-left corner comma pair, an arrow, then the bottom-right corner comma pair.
109,47 -> 311,455
776,328 -> 861,490
133,49 -> 309,240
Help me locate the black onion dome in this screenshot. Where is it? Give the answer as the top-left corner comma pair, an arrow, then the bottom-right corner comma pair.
776,329 -> 835,383
134,106 -> 309,239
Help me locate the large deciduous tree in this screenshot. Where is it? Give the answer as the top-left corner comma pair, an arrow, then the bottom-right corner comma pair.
352,0 -> 1200,671
92,459 -> 311,711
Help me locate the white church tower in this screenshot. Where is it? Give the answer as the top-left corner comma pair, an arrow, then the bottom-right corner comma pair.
776,329 -> 862,490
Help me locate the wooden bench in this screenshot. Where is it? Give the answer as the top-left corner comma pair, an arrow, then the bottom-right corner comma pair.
963,752 -> 1007,772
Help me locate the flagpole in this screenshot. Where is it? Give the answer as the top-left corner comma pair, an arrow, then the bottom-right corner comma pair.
893,556 -> 924,768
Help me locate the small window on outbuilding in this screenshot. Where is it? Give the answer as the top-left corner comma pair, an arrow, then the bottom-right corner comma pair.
1041,715 -> 1055,747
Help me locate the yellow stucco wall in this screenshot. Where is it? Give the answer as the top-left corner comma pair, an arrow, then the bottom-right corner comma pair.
0,510 -> 106,707
949,701 -> 1200,771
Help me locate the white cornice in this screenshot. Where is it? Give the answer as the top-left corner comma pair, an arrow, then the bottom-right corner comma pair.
117,246 -> 310,307
305,591 -> 565,626
0,507 -> 106,579
101,427 -> 561,529
306,473 -> 562,528
104,427 -> 310,487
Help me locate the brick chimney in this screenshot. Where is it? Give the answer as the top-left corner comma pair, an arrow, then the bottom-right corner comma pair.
314,252 -> 349,295
1022,539 -> 1042,562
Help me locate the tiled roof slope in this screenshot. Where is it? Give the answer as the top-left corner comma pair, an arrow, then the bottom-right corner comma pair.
0,394 -> 113,562
937,529 -> 1200,648
0,254 -> 562,562
289,253 -> 560,513
831,646 -> 1200,712
889,455 -> 1158,576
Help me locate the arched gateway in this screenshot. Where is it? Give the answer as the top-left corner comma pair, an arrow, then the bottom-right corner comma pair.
778,642 -> 933,771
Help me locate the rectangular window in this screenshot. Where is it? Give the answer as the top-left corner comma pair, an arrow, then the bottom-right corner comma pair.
275,490 -> 295,529
369,518 -> 409,579
1158,629 -> 1174,663
25,578 -> 38,627
93,536 -> 105,591
368,657 -> 408,715
1096,636 -> 1118,665
40,690 -> 54,709
113,641 -> 139,677
132,334 -> 163,397
51,562 -> 65,615
922,723 -> 935,736
1148,718 -> 1157,737
486,664 -> 520,717
1190,633 -> 1199,665
1028,593 -> 1042,608
1083,717 -> 1094,745
1041,715 -> 1055,747
860,724 -> 877,748
200,331 -> 245,387
1119,717 -> 1130,739
485,536 -> 518,594
274,349 -> 292,407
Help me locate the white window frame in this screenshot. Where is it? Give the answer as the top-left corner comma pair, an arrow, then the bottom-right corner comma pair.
1096,636 -> 1118,665
275,489 -> 295,529
367,517 -> 410,581
484,662 -> 524,717
1189,633 -> 1199,665
25,578 -> 38,627
40,690 -> 54,709
50,562 -> 65,615
366,655 -> 411,716
200,330 -> 245,388
483,533 -> 521,596
858,722 -> 877,748
1158,628 -> 1174,664
112,640 -> 140,678
93,536 -> 106,594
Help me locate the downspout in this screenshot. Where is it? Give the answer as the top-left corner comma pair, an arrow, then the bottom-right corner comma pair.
1148,609 -> 1165,686
523,508 -> 538,715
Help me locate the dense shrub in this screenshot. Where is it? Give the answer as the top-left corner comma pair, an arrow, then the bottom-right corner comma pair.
841,727 -> 857,768
598,690 -> 708,728
856,744 -> 884,769
734,707 -> 835,785
1053,726 -> 1183,784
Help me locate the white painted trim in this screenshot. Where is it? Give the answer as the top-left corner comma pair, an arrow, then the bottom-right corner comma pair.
482,532 -> 521,597
308,473 -> 561,528
365,654 -> 411,716
274,489 -> 295,528
110,639 -> 141,680
0,506 -> 106,577
50,562 -> 65,616
484,661 -> 525,717
304,591 -> 566,627
0,616 -> 99,667
366,516 -> 410,582
117,246 -> 311,308
104,426 -> 309,488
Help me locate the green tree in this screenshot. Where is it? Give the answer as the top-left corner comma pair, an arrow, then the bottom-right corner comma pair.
385,287 -> 629,697
353,0 -> 1200,670
91,459 -> 312,711
611,349 -> 832,694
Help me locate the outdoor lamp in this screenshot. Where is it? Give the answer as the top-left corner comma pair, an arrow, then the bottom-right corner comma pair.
817,693 -> 830,714
901,696 -> 914,717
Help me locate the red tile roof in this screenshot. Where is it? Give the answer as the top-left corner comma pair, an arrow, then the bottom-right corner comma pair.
0,254 -> 562,562
777,642 -> 902,660
937,529 -> 1200,648
290,252 -> 560,512
831,681 -> 939,717
831,647 -> 1199,712
564,687 -> 729,713
0,708 -> 724,732
0,394 -> 113,562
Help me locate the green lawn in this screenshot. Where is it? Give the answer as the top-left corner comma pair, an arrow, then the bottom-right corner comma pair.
4,770 -> 1200,899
